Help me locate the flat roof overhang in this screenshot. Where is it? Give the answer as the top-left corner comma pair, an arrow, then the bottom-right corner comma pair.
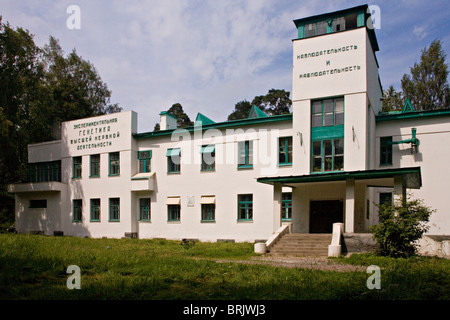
257,167 -> 422,189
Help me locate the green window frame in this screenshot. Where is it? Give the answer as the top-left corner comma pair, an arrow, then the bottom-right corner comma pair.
90,198 -> 101,222
278,137 -> 293,166
109,152 -> 120,176
281,193 -> 292,221
238,194 -> 253,221
90,154 -> 100,177
380,137 -> 393,166
73,199 -> 82,222
312,138 -> 344,172
167,148 -> 181,173
138,151 -> 152,173
201,204 -> 215,222
167,204 -> 180,222
312,97 -> 344,128
72,156 -> 82,178
200,145 -> 215,171
139,198 -> 151,221
109,198 -> 120,222
238,141 -> 253,169
28,161 -> 61,183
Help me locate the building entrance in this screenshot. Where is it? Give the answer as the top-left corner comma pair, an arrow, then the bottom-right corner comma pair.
309,200 -> 343,233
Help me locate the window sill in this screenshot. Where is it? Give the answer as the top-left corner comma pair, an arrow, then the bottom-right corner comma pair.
237,219 -> 253,223
89,175 -> 100,178
108,219 -> 120,222
108,174 -> 120,177
139,219 -> 151,223
237,165 -> 253,170
278,163 -> 292,167
167,220 -> 181,223
90,219 -> 100,222
201,220 -> 216,223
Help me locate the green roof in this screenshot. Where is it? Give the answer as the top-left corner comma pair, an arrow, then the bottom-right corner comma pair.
134,113 -> 292,139
377,108 -> 450,122
248,105 -> 268,119
257,167 -> 422,189
194,113 -> 215,126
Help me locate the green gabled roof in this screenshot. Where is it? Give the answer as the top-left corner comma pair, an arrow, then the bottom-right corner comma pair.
134,113 -> 292,139
402,98 -> 415,112
194,113 -> 215,126
248,105 -> 268,119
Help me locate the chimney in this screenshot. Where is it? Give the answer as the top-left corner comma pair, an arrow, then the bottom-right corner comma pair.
159,111 -> 177,130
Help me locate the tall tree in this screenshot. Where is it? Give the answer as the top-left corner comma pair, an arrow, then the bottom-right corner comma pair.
401,40 -> 449,110
251,88 -> 292,116
382,85 -> 404,112
167,103 -> 193,128
227,100 -> 252,121
29,36 -> 122,142
0,18 -> 122,221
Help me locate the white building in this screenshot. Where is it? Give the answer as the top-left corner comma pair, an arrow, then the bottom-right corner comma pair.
8,5 -> 450,257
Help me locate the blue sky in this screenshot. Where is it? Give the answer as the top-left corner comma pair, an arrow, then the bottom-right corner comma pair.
1,0 -> 449,132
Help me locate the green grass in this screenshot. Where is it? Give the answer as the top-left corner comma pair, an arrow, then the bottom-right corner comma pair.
0,234 -> 448,300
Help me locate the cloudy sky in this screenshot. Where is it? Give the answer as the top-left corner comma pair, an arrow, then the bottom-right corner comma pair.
2,0 -> 449,132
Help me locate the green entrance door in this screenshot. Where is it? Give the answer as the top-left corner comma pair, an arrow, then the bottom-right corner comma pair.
309,200 -> 343,233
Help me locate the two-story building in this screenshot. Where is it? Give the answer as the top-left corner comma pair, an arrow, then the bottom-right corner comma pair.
8,5 -> 450,257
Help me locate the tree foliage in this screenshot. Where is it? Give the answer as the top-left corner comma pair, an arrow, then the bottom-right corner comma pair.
0,18 -> 121,217
383,40 -> 449,112
381,85 -> 404,112
370,195 -> 434,258
227,89 -> 291,120
227,100 -> 252,121
167,103 -> 193,128
401,40 -> 449,111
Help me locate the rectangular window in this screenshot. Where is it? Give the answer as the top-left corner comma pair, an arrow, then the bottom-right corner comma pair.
29,199 -> 47,208
379,192 -> 393,206
312,138 -> 344,172
168,205 -> 181,221
238,141 -> 253,168
139,198 -> 151,221
312,97 -> 344,127
72,156 -> 82,178
109,198 -> 120,221
201,204 -> 215,222
138,151 -> 152,173
73,199 -> 82,222
238,194 -> 253,221
90,199 -> 100,221
90,154 -> 100,177
281,193 -> 292,221
109,152 -> 120,176
200,145 -> 215,171
167,148 -> 181,173
380,137 -> 393,166
278,137 -> 293,166
28,161 -> 61,183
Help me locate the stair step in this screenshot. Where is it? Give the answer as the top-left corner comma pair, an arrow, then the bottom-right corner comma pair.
268,233 -> 331,257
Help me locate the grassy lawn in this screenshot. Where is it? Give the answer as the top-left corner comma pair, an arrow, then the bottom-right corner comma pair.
0,233 -> 448,300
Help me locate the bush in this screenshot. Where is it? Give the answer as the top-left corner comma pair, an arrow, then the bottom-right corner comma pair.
370,194 -> 434,258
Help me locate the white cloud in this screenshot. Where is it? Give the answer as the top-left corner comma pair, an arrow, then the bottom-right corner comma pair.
2,0 -> 448,132
413,25 -> 428,40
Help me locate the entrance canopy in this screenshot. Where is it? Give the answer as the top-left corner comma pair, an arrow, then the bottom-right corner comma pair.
257,167 -> 422,189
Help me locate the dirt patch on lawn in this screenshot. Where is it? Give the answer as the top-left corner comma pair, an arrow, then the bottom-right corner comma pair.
215,256 -> 365,272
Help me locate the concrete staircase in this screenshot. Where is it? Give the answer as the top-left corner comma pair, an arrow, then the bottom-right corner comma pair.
268,233 -> 332,257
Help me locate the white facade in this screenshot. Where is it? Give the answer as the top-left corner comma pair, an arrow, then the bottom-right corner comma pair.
8,5 -> 450,253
